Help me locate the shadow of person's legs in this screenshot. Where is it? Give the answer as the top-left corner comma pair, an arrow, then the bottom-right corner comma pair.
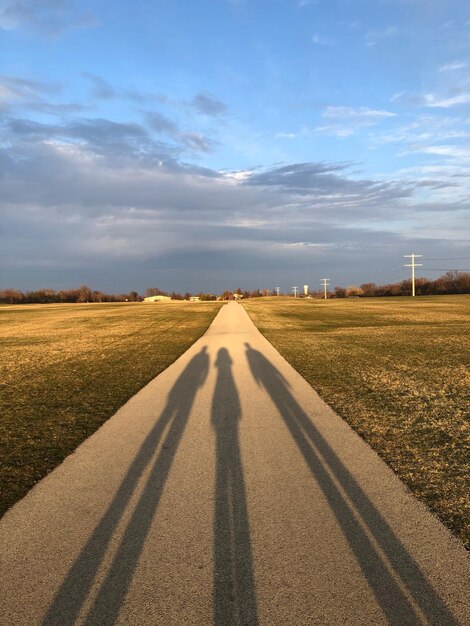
42,346 -> 209,626
245,343 -> 459,626
212,348 -> 258,626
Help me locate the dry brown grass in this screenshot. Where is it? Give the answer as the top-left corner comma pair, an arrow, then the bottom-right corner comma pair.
243,295 -> 470,547
0,301 -> 222,515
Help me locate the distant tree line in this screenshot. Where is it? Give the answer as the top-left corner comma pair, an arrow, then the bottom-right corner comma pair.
0,285 -> 141,305
224,273 -> 470,299
0,285 -> 218,304
220,288 -> 272,300
337,271 -> 470,298
144,288 -> 218,301
1,272 -> 468,304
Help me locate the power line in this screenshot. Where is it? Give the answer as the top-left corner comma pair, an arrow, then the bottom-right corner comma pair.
320,278 -> 330,300
364,268 -> 404,283
422,257 -> 470,261
424,268 -> 470,272
359,262 -> 404,283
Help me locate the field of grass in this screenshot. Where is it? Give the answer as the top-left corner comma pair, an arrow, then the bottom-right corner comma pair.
243,295 -> 470,547
0,301 -> 222,516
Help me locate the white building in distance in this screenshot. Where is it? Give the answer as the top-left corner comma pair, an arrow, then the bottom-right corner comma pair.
144,295 -> 172,302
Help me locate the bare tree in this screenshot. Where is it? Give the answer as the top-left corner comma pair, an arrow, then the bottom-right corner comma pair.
346,285 -> 364,297
78,285 -> 92,302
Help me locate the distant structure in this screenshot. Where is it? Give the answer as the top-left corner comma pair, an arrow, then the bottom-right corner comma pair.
144,295 -> 172,302
404,253 -> 423,297
320,278 -> 330,300
189,296 -> 201,302
303,284 -> 309,296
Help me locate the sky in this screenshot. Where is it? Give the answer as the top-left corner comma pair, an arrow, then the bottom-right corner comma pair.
1,0 -> 469,294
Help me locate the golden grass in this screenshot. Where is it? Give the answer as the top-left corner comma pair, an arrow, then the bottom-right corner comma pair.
242,295 -> 470,548
0,301 -> 222,515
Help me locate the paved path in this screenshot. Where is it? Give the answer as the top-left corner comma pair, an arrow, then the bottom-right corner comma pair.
1,302 -> 469,626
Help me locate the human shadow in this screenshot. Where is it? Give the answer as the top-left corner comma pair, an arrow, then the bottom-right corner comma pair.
42,346 -> 209,626
212,348 -> 258,626
244,343 -> 460,626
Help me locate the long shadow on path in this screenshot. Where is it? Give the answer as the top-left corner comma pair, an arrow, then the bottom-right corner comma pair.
212,348 -> 258,626
42,346 -> 209,626
245,342 -> 460,626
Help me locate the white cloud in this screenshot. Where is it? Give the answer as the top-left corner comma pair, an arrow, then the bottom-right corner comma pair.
315,125 -> 355,138
365,26 -> 399,47
275,132 -> 299,139
315,106 -> 396,137
438,61 -> 467,72
373,114 -> 470,145
414,145 -> 470,158
0,0 -> 98,34
312,34 -> 335,46
277,242 -> 343,249
424,93 -> 470,108
390,91 -> 405,103
323,106 -> 396,120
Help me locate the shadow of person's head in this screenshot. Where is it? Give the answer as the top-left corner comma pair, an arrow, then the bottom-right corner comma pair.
216,347 -> 233,369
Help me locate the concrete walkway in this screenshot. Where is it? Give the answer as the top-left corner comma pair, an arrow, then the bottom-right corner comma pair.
1,302 -> 468,625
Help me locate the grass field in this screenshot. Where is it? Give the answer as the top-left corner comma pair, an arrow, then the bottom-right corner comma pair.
0,301 -> 222,516
243,295 -> 470,548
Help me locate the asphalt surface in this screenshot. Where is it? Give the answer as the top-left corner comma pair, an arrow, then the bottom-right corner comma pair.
1,302 -> 469,626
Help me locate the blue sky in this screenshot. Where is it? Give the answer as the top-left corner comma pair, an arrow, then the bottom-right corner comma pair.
1,0 -> 469,293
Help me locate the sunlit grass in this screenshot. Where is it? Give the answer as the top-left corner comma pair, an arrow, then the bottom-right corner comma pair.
0,301 -> 222,516
243,295 -> 470,547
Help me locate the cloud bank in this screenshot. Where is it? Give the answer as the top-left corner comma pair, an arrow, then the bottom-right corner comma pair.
1,62 -> 469,293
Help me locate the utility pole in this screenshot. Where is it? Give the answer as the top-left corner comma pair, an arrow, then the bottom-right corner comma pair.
404,254 -> 423,297
320,278 -> 330,300
275,287 -> 280,297
292,286 -> 299,298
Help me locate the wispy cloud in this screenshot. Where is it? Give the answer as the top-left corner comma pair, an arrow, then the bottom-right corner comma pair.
391,89 -> 470,109
180,132 -> 217,153
315,106 -> 396,137
83,73 -> 117,100
438,61 -> 467,72
145,111 -> 218,154
275,131 -> 299,139
83,74 -> 228,118
83,73 -> 167,104
0,74 -> 60,100
424,92 -> 470,108
191,93 -> 227,116
312,34 -> 335,46
410,144 -> 470,159
323,106 -> 396,121
374,114 -> 470,144
276,241 -> 343,249
0,74 -> 85,116
146,111 -> 179,135
0,0 -> 98,34
365,26 -> 399,47
390,91 -> 426,106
